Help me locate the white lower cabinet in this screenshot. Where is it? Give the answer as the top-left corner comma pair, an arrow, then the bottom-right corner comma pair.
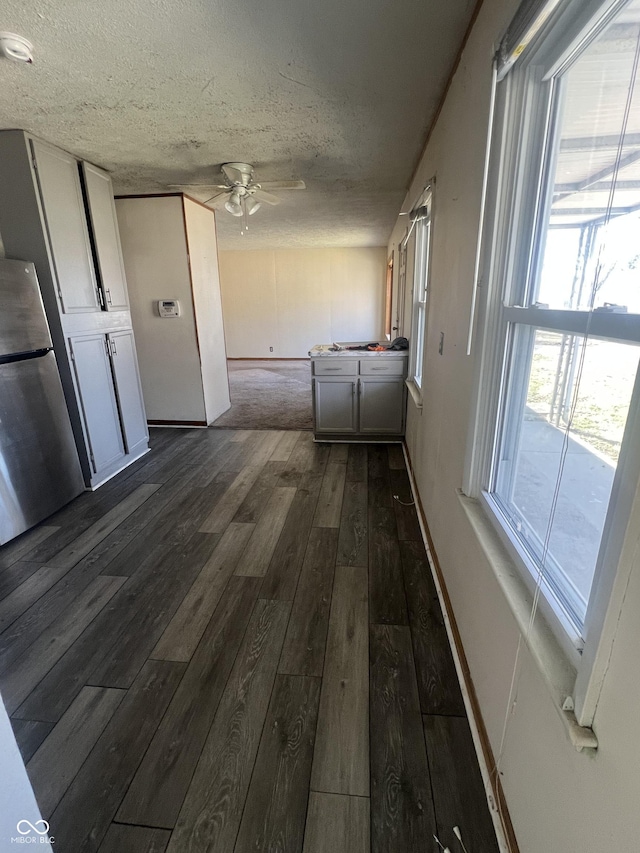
69,334 -> 125,475
312,356 -> 407,439
69,328 -> 148,478
108,330 -> 149,455
314,377 -> 358,433
359,376 -> 405,434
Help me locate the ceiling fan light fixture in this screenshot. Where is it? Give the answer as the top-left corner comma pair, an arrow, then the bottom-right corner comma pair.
245,197 -> 261,216
225,191 -> 243,216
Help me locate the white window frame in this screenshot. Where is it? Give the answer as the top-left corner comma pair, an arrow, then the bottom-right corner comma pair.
409,189 -> 433,390
465,0 -> 640,727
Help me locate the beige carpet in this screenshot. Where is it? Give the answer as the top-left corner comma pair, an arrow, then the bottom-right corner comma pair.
211,360 -> 313,430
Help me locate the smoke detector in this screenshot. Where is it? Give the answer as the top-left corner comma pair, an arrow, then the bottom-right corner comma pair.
0,32 -> 33,64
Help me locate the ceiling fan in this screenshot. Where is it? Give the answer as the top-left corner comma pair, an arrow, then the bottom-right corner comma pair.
170,162 -> 305,231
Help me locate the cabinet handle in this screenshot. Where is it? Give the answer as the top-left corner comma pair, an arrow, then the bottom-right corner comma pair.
323,367 -> 341,371
110,339 -> 117,356
105,288 -> 112,305
370,367 -> 388,371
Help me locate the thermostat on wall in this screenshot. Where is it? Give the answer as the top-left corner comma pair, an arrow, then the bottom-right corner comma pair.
158,299 -> 181,318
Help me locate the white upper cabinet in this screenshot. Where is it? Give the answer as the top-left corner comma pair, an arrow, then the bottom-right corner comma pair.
81,162 -> 129,311
30,139 -> 101,314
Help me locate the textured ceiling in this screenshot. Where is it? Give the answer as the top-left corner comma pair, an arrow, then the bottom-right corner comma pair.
0,0 -> 476,249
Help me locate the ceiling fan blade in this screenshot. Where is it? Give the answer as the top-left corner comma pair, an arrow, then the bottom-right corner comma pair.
167,183 -> 229,189
252,188 -> 281,206
203,190 -> 232,206
258,180 -> 306,190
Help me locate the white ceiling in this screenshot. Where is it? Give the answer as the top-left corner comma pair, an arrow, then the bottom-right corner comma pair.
0,0 -> 476,249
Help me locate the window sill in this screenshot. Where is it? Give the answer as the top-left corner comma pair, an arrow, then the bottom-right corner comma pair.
405,378 -> 423,410
457,490 -> 598,752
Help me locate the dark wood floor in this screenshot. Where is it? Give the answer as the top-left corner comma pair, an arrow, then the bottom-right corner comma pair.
0,428 -> 499,853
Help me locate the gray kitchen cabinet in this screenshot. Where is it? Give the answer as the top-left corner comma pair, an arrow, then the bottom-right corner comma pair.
0,130 -> 149,489
314,376 -> 358,433
108,329 -> 149,455
82,162 -> 129,310
69,333 -> 125,474
30,139 -> 102,314
359,376 -> 405,434
311,350 -> 407,440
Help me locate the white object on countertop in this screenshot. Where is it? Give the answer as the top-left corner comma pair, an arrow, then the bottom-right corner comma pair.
309,342 -> 402,357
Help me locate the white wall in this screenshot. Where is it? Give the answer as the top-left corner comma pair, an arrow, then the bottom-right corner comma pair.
218,247 -> 386,357
388,0 -> 640,850
116,196 -> 206,423
0,697 -> 53,850
183,198 -> 231,423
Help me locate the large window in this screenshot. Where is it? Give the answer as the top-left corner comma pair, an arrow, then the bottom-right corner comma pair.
409,192 -> 432,388
480,0 -> 640,666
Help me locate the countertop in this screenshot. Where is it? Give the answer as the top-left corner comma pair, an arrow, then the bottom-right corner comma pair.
309,343 -> 408,358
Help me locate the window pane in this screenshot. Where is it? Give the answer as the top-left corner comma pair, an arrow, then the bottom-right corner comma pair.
534,0 -> 640,312
493,328 -> 640,629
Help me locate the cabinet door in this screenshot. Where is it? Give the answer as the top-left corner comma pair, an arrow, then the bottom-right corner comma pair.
30,140 -> 101,314
108,329 -> 148,454
81,162 -> 129,310
358,377 -> 405,434
314,377 -> 357,433
69,334 -> 125,474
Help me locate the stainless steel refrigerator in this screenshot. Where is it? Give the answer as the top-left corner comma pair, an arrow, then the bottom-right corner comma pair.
0,258 -> 84,545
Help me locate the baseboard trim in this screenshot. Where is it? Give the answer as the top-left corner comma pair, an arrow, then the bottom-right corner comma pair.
402,443 -> 519,853
147,420 -> 207,428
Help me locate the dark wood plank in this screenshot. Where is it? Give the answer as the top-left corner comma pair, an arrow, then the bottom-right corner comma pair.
0,560 -> 43,601
151,522 -> 255,661
389,468 -> 421,541
369,506 -> 408,625
20,473 -> 159,565
245,430 -> 288,468
233,673 -> 321,853
336,481 -> 368,567
234,487 -> 297,577
346,444 -> 368,483
1,575 -> 126,714
259,471 -> 323,600
401,540 -> 465,716
198,466 -> 264,533
87,532 -> 221,688
98,825 -> 170,853
99,468 -> 235,577
0,563 -> 76,634
279,527 -> 338,677
47,660 -> 185,853
423,715 -> 499,853
10,718 -> 54,763
313,462 -> 347,528
270,430 -> 302,462
367,444 -> 393,509
302,792 -> 370,853
277,432 -> 327,487
0,526 -> 59,571
166,599 -> 291,853
16,531 -> 218,721
27,686 -> 125,817
232,460 -> 285,523
387,445 -> 405,470
370,624 -> 436,853
47,483 -> 162,569
115,576 -> 262,828
329,443 -> 349,463
311,565 -> 369,796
